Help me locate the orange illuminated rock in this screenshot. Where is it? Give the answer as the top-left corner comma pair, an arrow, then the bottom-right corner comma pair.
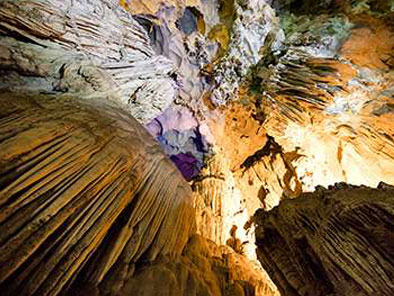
341,15 -> 394,70
0,92 -> 195,295
120,0 -> 199,15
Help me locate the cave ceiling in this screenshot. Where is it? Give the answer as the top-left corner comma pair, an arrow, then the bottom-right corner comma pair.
0,0 -> 393,295
119,0 -> 394,258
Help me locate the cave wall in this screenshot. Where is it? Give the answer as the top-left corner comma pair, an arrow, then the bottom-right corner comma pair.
0,0 -> 394,295
0,92 -> 194,295
0,91 -> 277,296
0,0 -> 177,123
254,183 -> 394,296
0,1 -> 280,294
117,0 -> 394,264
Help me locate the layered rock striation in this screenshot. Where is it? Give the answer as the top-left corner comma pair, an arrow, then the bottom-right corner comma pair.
0,92 -> 195,295
1,0 -> 394,295
0,0 -> 177,123
254,183 -> 394,296
0,91 -> 277,296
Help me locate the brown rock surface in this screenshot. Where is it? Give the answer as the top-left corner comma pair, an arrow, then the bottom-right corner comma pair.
120,0 -> 199,15
0,1 -> 281,294
120,234 -> 279,296
0,92 -> 195,295
341,15 -> 394,70
2,1 -> 393,295
0,91 -> 278,295
208,103 -> 268,172
254,183 -> 394,296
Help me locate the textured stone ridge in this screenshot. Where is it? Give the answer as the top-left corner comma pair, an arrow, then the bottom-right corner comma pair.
0,92 -> 195,296
0,0 -> 177,123
254,183 -> 394,296
0,91 -> 278,296
119,234 -> 279,296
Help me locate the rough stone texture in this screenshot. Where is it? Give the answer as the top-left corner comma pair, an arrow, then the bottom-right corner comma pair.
0,0 -> 177,123
236,7 -> 394,215
254,183 -> 394,296
0,92 -> 195,296
140,1 -> 394,266
210,0 -> 283,105
119,234 -> 279,296
0,90 -> 278,296
120,0 -> 199,15
0,1 -> 282,294
1,1 -> 393,295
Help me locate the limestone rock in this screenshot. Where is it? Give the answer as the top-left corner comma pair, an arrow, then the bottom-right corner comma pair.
254,184 -> 394,296
211,0 -> 283,105
120,0 -> 200,15
119,234 -> 279,296
241,8 -> 394,200
0,0 -> 177,123
0,91 -> 194,295
0,90 -> 278,296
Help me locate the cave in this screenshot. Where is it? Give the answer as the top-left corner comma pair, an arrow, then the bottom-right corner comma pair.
0,0 -> 393,295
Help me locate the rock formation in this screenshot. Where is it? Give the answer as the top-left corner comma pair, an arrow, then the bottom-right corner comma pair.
254,183 -> 394,296
0,91 -> 277,296
0,91 -> 194,295
0,1 -> 279,295
0,0 -> 393,295
0,0 -> 177,123
134,0 -> 394,262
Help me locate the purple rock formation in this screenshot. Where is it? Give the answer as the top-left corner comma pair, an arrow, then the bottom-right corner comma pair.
170,153 -> 202,180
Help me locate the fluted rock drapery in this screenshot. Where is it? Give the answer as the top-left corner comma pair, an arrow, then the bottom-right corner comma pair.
254,184 -> 394,296
0,92 -> 195,296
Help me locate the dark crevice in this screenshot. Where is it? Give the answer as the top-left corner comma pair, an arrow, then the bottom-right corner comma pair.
240,135 -> 282,170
